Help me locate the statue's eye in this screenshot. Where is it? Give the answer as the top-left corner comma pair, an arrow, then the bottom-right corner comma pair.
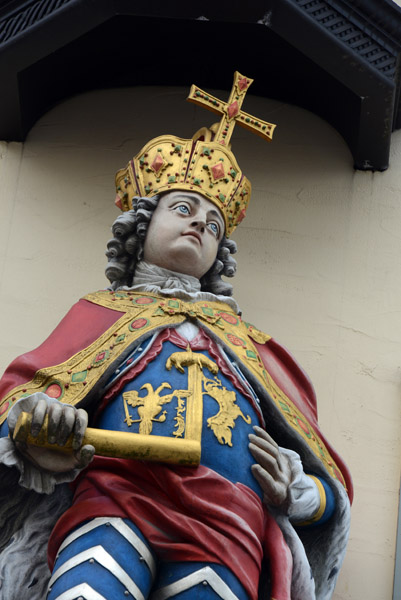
208,222 -> 219,236
176,204 -> 190,214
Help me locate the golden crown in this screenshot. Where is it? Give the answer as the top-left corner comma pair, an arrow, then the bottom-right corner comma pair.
115,72 -> 276,237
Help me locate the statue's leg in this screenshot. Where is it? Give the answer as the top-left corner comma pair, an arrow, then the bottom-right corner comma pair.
47,517 -> 156,600
150,562 -> 250,600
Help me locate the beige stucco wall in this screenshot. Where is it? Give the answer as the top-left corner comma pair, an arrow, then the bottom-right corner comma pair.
0,86 -> 400,599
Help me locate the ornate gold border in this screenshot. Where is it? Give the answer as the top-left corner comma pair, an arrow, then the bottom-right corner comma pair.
0,290 -> 346,488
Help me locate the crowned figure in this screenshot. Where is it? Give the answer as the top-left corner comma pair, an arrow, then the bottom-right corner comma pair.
0,73 -> 351,600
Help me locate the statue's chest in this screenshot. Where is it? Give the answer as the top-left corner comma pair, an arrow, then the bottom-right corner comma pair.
96,337 -> 264,497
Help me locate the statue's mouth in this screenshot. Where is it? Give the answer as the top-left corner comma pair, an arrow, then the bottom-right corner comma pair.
182,231 -> 202,245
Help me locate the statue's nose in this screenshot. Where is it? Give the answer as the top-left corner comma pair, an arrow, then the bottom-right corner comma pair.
190,219 -> 205,232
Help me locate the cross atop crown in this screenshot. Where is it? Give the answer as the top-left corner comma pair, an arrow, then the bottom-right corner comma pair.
187,71 -> 276,146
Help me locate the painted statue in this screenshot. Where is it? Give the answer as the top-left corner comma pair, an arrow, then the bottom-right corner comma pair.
0,72 -> 352,600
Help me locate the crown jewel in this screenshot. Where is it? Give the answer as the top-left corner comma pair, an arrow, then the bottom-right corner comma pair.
115,72 -> 276,236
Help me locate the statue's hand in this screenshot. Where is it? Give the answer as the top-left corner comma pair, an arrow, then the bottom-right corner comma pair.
249,425 -> 292,509
13,396 -> 94,473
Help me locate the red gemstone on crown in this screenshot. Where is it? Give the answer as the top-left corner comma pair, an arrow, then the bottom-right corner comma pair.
211,162 -> 225,180
114,194 -> 123,210
228,101 -> 239,119
238,77 -> 248,91
151,153 -> 164,173
237,208 -> 247,223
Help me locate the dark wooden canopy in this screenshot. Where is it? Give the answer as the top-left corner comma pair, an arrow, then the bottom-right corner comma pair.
0,0 -> 400,170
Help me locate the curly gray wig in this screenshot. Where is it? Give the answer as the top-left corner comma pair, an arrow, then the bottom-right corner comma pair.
105,195 -> 237,296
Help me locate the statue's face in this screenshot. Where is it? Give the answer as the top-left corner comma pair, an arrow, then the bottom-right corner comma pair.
143,191 -> 225,279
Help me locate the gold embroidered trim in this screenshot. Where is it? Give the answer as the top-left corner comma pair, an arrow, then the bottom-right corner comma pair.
243,321 -> 272,344
0,290 -> 346,488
